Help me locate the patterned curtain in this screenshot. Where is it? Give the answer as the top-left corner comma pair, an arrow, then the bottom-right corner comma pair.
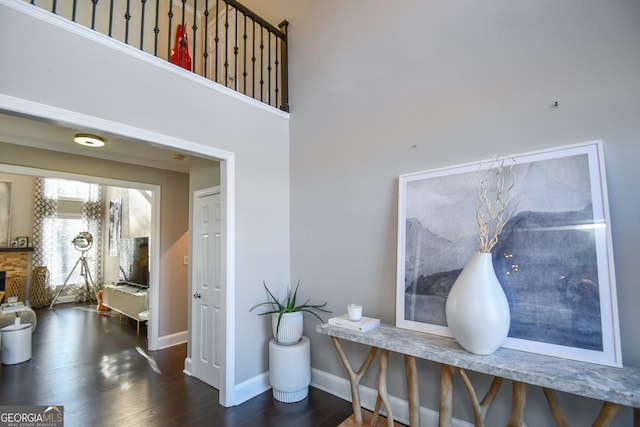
32,178 -> 104,303
32,178 -> 58,280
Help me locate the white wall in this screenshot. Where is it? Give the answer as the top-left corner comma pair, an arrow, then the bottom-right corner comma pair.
244,0 -> 640,425
0,1 -> 290,387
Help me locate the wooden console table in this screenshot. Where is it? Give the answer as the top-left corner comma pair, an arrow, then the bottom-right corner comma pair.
317,323 -> 640,427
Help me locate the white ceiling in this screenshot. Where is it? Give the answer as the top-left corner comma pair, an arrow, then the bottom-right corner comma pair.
0,113 -> 192,173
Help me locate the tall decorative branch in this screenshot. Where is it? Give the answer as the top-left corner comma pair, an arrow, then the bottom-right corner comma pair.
475,157 -> 517,253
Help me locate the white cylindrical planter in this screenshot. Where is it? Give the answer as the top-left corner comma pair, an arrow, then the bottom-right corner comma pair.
269,336 -> 310,403
445,252 -> 510,355
1,320 -> 32,365
272,312 -> 303,345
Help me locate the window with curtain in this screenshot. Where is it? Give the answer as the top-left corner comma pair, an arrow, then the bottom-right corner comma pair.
33,177 -> 103,302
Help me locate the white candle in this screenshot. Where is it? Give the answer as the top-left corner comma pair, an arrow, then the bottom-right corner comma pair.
347,303 -> 363,321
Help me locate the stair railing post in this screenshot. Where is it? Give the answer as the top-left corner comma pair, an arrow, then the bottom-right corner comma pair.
278,20 -> 289,112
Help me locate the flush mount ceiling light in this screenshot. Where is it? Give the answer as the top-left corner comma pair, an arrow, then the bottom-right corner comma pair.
74,133 -> 106,147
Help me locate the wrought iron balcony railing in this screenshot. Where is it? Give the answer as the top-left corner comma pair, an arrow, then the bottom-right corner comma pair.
26,0 -> 289,112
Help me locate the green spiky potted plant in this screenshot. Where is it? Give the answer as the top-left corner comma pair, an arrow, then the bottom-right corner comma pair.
250,281 -> 330,345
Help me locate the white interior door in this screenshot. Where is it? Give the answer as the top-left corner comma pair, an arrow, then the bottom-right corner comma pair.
192,187 -> 222,388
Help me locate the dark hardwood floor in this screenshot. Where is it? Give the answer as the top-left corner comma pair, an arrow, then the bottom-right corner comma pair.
0,303 -> 353,426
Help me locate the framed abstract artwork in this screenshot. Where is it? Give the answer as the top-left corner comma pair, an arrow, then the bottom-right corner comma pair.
396,141 -> 621,366
109,198 -> 122,257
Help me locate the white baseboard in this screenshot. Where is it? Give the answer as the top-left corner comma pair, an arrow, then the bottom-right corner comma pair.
156,330 -> 187,349
229,367 -> 471,426
311,368 -> 473,427
310,367 -> 352,402
234,372 -> 270,406
183,360 -> 270,407
183,357 -> 192,376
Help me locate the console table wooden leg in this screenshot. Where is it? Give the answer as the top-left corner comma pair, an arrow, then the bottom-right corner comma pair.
592,402 -> 620,427
439,364 -> 454,427
544,387 -> 624,427
370,349 -> 394,427
508,381 -> 527,427
458,368 -> 503,426
405,355 -> 419,427
542,388 -> 569,427
330,336 -> 378,425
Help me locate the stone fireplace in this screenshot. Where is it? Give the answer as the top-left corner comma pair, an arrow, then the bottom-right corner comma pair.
0,249 -> 33,299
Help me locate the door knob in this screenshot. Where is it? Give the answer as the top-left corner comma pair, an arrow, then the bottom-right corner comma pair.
193,291 -> 201,299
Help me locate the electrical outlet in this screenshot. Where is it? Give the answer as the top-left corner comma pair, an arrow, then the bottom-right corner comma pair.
183,256 -> 189,265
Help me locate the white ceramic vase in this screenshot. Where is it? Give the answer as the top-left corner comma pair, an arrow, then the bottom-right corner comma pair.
445,252 -> 510,355
272,312 -> 303,345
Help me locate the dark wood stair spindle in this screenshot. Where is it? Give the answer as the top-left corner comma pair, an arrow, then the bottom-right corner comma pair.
167,0 -> 174,61
124,0 -> 131,44
179,0 -> 187,69
192,0 -> 198,74
234,7 -> 239,91
153,0 -> 160,56
203,0 -> 210,79
242,14 -> 248,95
224,1 -> 230,87
108,0 -> 115,37
259,24 -> 264,103
140,0 -> 148,50
214,0 -> 220,82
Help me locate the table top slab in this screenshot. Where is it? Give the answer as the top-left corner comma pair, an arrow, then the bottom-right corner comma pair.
317,323 -> 640,407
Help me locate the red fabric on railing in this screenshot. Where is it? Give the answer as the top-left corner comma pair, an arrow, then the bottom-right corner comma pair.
170,24 -> 192,71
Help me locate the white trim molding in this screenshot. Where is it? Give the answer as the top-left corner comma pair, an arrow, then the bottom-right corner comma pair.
234,372 -> 270,406
156,330 -> 189,350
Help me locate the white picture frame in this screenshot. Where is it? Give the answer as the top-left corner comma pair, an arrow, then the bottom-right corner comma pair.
396,141 -> 621,366
16,237 -> 28,248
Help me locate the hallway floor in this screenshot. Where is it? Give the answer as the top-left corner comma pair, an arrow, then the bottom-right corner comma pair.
0,303 -> 353,426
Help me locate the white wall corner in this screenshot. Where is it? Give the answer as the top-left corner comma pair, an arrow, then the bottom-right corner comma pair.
233,372 -> 271,406
311,368 -> 473,427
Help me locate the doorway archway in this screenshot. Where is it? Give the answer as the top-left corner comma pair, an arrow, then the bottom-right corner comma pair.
0,94 -> 236,407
